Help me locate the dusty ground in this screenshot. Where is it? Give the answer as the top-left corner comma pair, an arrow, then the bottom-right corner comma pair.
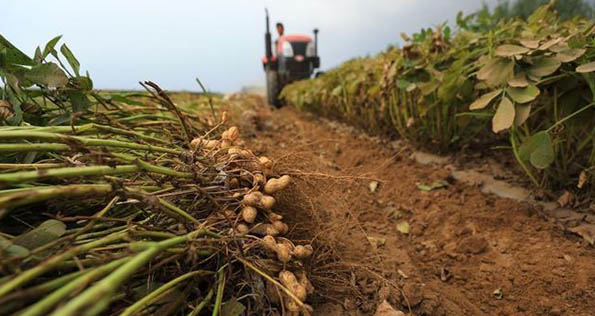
229,94 -> 595,316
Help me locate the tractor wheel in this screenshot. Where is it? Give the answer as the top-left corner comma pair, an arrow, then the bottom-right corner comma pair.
266,70 -> 282,108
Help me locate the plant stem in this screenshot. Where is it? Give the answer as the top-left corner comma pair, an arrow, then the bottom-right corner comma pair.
0,161 -> 194,185
158,198 -> 202,225
0,163 -> 66,170
187,288 -> 215,316
510,132 -> 540,188
546,102 -> 594,133
0,131 -> 181,154
0,184 -> 114,218
51,229 -> 212,316
18,258 -> 129,316
212,268 -> 225,316
0,143 -> 71,152
0,165 -> 138,184
120,270 -> 211,316
0,231 -> 126,297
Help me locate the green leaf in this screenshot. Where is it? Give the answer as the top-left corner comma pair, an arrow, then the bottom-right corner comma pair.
495,44 -> 529,57
477,58 -> 514,87
65,90 -> 92,112
528,57 -> 561,78
518,131 -> 554,169
492,97 -> 515,133
42,35 -> 62,59
396,79 -> 411,89
576,61 -> 595,73
555,48 -> 586,63
25,62 -> 69,87
396,221 -> 410,235
221,298 -> 245,316
469,89 -> 502,110
0,34 -> 34,66
514,104 -> 531,126
12,219 -> 67,250
34,47 -> 43,64
60,44 -> 80,76
73,76 -> 93,91
507,85 -> 540,104
0,236 -> 30,257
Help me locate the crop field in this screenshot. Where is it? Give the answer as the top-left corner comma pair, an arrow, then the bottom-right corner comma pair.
1,1 -> 594,316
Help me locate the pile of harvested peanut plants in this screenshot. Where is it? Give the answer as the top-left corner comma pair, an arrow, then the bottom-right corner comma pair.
0,35 -> 314,315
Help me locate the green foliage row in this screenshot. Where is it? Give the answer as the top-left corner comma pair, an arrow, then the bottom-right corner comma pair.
281,2 -> 595,197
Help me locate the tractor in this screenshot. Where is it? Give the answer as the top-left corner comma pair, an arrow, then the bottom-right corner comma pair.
262,9 -> 320,107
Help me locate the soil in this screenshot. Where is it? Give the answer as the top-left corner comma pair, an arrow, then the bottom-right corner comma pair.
228,94 -> 595,316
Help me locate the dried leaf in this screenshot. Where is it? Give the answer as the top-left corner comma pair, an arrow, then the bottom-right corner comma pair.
576,61 -> 595,73
555,48 -> 586,63
557,191 -> 574,207
492,97 -> 515,133
578,171 -> 588,189
495,44 -> 530,57
369,181 -> 379,193
469,89 -> 502,110
477,58 -> 514,87
416,180 -> 449,191
396,221 -> 410,235
519,39 -> 540,49
538,37 -> 562,51
514,104 -> 532,126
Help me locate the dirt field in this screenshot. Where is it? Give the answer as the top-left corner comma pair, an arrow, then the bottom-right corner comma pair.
228,95 -> 595,316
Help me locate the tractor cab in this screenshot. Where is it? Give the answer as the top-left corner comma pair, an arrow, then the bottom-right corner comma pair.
262,9 -> 320,107
275,34 -> 320,81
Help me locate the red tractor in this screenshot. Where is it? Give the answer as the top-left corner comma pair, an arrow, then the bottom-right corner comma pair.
262,9 -> 320,107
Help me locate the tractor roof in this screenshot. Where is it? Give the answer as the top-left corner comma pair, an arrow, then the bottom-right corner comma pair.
279,34 -> 312,42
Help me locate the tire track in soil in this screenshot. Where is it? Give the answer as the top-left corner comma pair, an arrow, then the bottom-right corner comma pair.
231,96 -> 595,316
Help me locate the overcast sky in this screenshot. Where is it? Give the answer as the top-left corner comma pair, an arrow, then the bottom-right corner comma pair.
2,1 -> 498,92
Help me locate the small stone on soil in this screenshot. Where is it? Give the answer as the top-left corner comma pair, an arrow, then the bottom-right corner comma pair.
374,300 -> 405,316
456,236 -> 489,254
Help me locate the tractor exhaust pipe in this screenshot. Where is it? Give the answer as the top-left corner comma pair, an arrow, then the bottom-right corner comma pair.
265,9 -> 273,59
313,28 -> 319,57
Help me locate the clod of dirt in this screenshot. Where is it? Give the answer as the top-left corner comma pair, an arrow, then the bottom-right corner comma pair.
374,300 -> 405,316
367,236 -> 386,249
456,236 -> 489,254
316,303 -> 344,316
569,224 -> 595,245
239,109 -> 260,136
402,283 -> 424,307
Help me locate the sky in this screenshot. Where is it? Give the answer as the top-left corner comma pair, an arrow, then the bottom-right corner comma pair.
2,0 -> 499,92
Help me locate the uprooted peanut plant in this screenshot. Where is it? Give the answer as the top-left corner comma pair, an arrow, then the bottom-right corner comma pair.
0,35 -> 315,315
